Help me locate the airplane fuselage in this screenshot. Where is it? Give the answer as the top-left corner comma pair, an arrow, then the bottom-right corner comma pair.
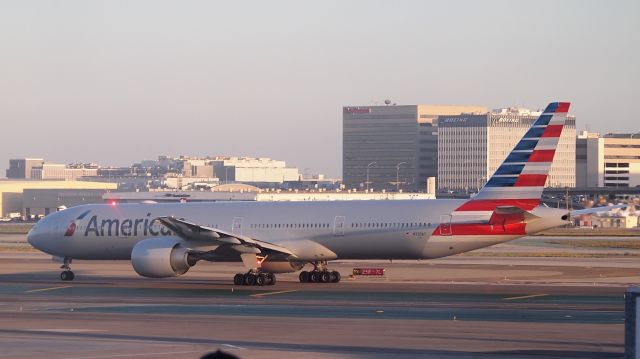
28,199 -> 567,262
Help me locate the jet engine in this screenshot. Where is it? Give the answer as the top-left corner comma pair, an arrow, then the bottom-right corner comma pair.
260,260 -> 305,274
131,237 -> 197,278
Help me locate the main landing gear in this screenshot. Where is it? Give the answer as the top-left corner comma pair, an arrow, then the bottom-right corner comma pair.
60,257 -> 74,281
299,261 -> 341,283
233,271 -> 276,286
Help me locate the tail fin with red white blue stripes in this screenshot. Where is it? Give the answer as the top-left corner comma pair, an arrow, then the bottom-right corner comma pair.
456,102 -> 570,212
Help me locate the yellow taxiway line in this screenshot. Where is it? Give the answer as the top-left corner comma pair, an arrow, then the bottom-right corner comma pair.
250,289 -> 298,298
25,285 -> 73,293
503,293 -> 548,301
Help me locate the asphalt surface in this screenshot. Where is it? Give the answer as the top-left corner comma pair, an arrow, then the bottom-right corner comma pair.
0,247 -> 634,359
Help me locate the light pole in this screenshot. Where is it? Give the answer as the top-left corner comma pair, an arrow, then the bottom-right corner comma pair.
396,162 -> 407,192
366,162 -> 376,192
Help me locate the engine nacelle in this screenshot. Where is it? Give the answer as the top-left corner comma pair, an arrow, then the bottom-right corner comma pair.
131,237 -> 195,278
260,260 -> 305,274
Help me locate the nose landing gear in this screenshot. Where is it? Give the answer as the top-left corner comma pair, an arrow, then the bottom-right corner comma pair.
60,257 -> 74,281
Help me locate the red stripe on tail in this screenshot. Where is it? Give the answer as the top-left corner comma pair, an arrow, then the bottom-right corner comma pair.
456,199 -> 540,211
514,174 -> 547,187
432,222 -> 527,236
555,102 -> 570,113
528,150 -> 555,162
541,124 -> 563,138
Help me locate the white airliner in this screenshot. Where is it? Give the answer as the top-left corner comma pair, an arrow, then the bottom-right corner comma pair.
27,102 -> 617,285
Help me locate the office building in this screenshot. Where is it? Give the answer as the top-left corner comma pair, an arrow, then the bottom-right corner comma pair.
576,131 -> 640,187
5,158 -> 44,179
438,107 -> 576,191
30,163 -> 99,181
343,104 -> 487,191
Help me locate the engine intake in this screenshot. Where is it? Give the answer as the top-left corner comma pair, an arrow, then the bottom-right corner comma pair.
131,237 -> 195,278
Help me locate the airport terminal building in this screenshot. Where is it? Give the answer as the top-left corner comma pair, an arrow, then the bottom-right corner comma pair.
576,131 -> 640,187
438,107 -> 576,191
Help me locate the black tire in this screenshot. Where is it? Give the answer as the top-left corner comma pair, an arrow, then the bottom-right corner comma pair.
267,273 -> 276,285
256,274 -> 266,286
60,271 -> 74,281
244,273 -> 256,286
331,271 -> 341,283
299,271 -> 309,283
233,273 -> 245,286
309,271 -> 320,283
320,271 -> 331,283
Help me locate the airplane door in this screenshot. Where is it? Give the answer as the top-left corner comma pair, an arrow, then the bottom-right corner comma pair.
333,216 -> 346,236
439,214 -> 452,236
232,217 -> 243,235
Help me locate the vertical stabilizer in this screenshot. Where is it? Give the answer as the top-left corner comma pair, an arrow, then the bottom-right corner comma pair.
456,102 -> 570,212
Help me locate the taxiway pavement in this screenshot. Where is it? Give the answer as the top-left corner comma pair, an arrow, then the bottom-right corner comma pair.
0,249 -> 634,358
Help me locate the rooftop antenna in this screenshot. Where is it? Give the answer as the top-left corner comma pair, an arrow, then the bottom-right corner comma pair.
384,99 -> 391,106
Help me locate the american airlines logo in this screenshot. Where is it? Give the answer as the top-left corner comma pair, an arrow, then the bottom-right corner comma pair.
83,214 -> 173,237
64,210 -> 91,237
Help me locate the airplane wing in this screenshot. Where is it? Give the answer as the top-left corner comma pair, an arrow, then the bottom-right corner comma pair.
570,204 -> 628,216
155,216 -> 296,257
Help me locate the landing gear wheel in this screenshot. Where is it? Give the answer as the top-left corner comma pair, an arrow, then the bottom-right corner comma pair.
302,261 -> 341,284
309,271 -> 320,283
331,271 -> 341,283
256,274 -> 266,286
60,270 -> 74,281
299,271 -> 309,283
320,271 -> 331,283
244,273 -> 256,286
233,273 -> 245,286
266,273 -> 276,285
59,257 -> 74,281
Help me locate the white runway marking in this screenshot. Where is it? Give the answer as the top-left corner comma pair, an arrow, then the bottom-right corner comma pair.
503,293 -> 548,301
67,350 -> 206,358
30,329 -> 107,333
25,285 -> 72,293
250,289 -> 297,297
222,343 -> 246,350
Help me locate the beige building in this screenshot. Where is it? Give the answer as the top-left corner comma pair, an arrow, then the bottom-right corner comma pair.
592,214 -> 639,228
30,163 -> 99,181
211,157 -> 300,184
0,180 -> 117,217
576,131 -> 640,187
5,158 -> 44,179
438,107 -> 576,191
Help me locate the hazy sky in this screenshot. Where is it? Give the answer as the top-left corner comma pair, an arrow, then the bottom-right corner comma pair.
1,0 -> 638,178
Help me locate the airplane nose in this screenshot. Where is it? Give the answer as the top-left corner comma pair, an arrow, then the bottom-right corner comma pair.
27,218 -> 49,251
27,224 -> 40,248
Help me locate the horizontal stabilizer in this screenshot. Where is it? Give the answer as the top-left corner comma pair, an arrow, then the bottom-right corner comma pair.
570,204 -> 628,216
489,206 -> 540,226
